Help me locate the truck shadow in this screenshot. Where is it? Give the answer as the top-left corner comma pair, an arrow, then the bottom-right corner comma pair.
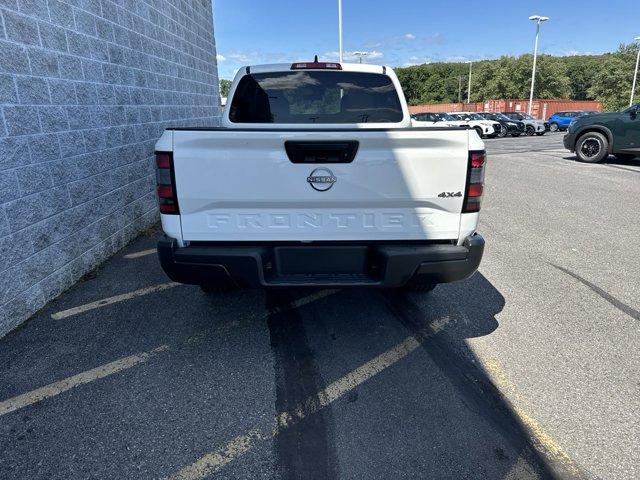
263,274 -> 586,480
0,241 -> 588,479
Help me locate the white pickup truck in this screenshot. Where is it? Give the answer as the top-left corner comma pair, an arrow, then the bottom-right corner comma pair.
154,60 -> 485,291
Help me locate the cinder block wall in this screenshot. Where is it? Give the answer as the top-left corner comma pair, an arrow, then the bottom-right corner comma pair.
0,0 -> 220,335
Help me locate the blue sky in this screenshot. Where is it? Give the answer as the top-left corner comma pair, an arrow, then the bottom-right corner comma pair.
212,0 -> 638,79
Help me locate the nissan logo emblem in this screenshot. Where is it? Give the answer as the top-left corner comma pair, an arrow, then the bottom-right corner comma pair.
307,167 -> 337,191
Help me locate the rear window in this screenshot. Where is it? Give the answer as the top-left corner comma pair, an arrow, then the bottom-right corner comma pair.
228,71 -> 403,124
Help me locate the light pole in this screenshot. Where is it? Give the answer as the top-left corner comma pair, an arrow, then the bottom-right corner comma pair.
466,61 -> 473,103
630,36 -> 640,106
352,51 -> 369,63
338,0 -> 343,62
528,15 -> 549,116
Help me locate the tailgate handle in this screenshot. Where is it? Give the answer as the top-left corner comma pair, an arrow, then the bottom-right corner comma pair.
285,141 -> 359,163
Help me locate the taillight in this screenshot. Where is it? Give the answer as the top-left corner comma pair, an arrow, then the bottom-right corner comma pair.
155,152 -> 178,214
463,150 -> 486,213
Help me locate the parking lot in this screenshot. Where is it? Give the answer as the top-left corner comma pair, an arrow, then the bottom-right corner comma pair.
0,133 -> 638,480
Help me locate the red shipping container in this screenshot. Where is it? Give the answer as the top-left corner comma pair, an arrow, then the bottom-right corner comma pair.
409,99 -> 603,120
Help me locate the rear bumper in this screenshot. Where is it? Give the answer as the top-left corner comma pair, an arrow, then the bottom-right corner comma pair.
157,235 -> 485,288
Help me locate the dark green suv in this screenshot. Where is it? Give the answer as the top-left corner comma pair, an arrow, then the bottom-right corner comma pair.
563,104 -> 640,163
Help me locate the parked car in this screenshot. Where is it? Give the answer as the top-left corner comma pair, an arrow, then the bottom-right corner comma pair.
448,112 -> 501,138
476,112 -> 525,137
563,104 -> 639,163
410,112 -> 463,127
155,60 -> 485,292
548,111 -> 598,132
501,112 -> 546,136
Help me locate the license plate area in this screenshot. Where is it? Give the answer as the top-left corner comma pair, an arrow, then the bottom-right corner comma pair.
274,246 -> 369,275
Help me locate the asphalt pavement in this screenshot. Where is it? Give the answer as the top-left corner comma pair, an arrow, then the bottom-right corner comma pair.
0,133 -> 638,480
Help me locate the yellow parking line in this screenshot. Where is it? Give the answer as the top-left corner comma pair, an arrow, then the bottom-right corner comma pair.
480,354 -> 580,476
168,317 -> 448,480
51,282 -> 181,320
124,248 -> 157,259
0,346 -> 169,417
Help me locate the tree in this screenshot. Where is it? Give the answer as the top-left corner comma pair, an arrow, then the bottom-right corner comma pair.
220,79 -> 232,98
395,47 -> 635,110
588,44 -> 637,111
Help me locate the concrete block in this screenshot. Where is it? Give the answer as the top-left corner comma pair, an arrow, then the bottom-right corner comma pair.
48,0 -> 76,29
77,0 -> 101,15
66,31 -> 91,58
96,84 -> 115,104
102,62 -> 120,84
88,36 -> 108,61
0,136 -> 31,169
82,128 -> 106,152
0,74 -> 17,104
81,59 -> 103,82
16,75 -> 50,104
0,40 -> 31,74
3,105 -> 41,135
16,163 -> 54,196
58,55 -> 84,80
0,283 -> 45,333
66,105 -> 92,129
67,175 -> 99,205
73,9 -> 96,36
3,9 -> 40,46
28,133 -> 61,163
95,18 -> 114,42
58,130 -> 85,158
28,48 -> 61,77
48,78 -> 77,104
74,81 -> 98,105
50,156 -> 81,185
38,105 -> 69,132
0,170 -> 20,203
17,0 -> 50,21
38,22 -> 68,52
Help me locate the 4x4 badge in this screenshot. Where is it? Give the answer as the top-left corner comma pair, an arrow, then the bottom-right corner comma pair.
307,168 -> 337,191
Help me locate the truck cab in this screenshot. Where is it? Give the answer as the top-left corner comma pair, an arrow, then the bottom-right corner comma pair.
154,61 -> 485,291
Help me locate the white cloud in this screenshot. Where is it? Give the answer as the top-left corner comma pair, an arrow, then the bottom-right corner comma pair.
226,52 -> 255,63
405,33 -> 416,40
216,53 -> 226,62
324,50 -> 384,62
403,56 -> 432,67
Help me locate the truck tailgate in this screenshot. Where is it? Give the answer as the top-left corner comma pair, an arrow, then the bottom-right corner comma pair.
171,128 -> 470,242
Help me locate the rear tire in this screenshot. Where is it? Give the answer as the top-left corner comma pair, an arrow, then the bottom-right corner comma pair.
525,125 -> 535,136
549,123 -> 559,132
575,132 -> 609,163
474,127 -> 484,138
498,125 -> 508,138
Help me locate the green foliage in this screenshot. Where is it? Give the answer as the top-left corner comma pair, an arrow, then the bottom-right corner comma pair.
588,45 -> 637,111
220,79 -> 232,98
396,44 -> 639,111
